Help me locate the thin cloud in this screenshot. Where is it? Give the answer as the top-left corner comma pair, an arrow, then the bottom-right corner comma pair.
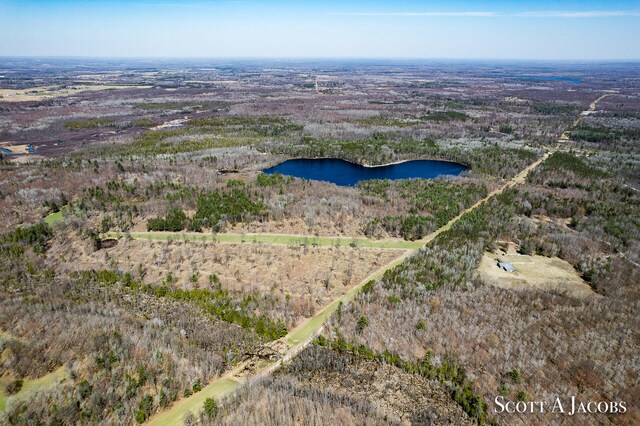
514,10 -> 640,17
335,12 -> 496,17
335,10 -> 640,18
129,1 -> 242,8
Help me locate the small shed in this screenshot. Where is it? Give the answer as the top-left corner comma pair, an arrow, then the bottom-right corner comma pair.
497,260 -> 515,273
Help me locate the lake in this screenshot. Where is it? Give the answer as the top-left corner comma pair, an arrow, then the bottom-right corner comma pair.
262,158 -> 469,187
481,74 -> 582,84
514,75 -> 582,83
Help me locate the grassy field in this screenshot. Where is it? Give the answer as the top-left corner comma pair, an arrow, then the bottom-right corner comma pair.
0,367 -> 67,412
104,231 -> 423,250
146,377 -> 242,426
477,251 -> 596,298
44,211 -> 63,226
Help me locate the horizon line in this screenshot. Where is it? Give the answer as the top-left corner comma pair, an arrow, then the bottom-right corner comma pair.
2,55 -> 640,62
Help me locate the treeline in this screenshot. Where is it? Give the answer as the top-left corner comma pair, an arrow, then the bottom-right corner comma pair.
134,101 -> 227,111
457,146 -> 538,178
255,172 -> 290,187
267,137 -> 539,179
312,337 -> 491,425
421,111 -> 470,122
147,188 -> 266,232
69,176 -> 268,234
201,375 -> 382,426
189,115 -> 303,137
355,110 -> 470,127
526,151 -> 609,192
538,151 -> 608,180
362,180 -> 488,240
209,344 -> 474,425
147,207 -> 188,232
79,181 -> 140,232
266,136 -> 438,167
529,101 -> 580,116
64,117 -> 115,131
101,115 -> 303,157
570,124 -> 640,143
108,128 -> 249,156
75,269 -> 287,341
1,222 -> 53,255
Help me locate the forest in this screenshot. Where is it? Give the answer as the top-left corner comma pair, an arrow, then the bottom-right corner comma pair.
0,60 -> 638,425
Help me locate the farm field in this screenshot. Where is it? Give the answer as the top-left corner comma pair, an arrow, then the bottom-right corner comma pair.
0,85 -> 150,102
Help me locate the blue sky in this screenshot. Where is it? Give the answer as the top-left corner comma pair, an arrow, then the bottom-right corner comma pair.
1,0 -> 639,59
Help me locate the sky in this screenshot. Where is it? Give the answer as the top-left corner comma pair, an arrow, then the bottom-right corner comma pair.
0,0 -> 639,60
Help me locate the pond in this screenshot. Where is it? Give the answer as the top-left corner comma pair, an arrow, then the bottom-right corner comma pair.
262,158 -> 469,187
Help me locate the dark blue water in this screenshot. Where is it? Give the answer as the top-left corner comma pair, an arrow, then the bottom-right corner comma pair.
515,75 -> 582,83
263,158 -> 468,187
481,74 -> 582,83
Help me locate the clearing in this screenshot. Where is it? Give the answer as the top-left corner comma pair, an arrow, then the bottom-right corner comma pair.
477,249 -> 597,298
0,85 -> 150,102
0,367 -> 67,412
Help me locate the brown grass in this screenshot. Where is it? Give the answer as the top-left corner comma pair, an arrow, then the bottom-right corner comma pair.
0,85 -> 149,102
477,249 -> 597,298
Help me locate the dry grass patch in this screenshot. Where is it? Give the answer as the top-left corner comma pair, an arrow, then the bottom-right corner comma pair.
477,250 -> 597,298
0,85 -> 149,102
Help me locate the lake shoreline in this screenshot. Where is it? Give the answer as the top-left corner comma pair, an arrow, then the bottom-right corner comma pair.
262,157 -> 469,187
267,156 -> 470,169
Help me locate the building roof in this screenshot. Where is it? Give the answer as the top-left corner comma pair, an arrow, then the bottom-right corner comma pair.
497,261 -> 515,273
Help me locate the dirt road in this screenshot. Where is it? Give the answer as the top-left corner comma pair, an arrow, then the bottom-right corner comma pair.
559,93 -> 611,141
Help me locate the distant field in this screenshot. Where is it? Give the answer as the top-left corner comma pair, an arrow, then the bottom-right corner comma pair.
0,85 -> 150,102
